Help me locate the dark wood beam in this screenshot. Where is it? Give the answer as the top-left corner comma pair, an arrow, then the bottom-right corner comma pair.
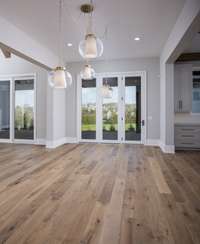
0,46 -> 11,58
0,42 -> 51,71
176,53 -> 200,62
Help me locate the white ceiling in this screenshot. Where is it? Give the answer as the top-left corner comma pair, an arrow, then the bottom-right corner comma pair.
0,0 -> 186,62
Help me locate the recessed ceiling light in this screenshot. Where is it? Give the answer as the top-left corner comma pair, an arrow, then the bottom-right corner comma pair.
67,43 -> 73,47
134,37 -> 140,41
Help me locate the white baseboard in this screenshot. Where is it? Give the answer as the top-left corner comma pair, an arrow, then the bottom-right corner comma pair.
36,139 -> 46,145
65,137 -> 78,143
159,141 -> 175,154
46,137 -> 77,149
0,139 -> 46,145
0,139 -> 12,143
1,136 -> 175,154
46,137 -> 66,149
145,139 -> 160,147
0,137 -> 77,148
145,139 -> 175,154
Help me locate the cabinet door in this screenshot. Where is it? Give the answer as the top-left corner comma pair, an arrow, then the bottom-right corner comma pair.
180,64 -> 192,112
174,65 -> 181,112
174,64 -> 192,113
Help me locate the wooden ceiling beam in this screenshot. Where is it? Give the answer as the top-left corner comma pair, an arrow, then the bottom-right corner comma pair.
0,46 -> 11,58
0,42 -> 51,70
176,53 -> 200,62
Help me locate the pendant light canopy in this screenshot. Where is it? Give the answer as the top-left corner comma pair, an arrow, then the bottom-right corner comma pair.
80,64 -> 95,80
79,3 -> 103,59
50,0 -> 72,89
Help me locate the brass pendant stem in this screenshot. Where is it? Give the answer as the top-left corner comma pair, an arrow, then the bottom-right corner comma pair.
80,4 -> 94,14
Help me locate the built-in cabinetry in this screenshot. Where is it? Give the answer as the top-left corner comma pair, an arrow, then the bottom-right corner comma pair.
175,124 -> 200,149
174,63 -> 192,113
174,63 -> 200,150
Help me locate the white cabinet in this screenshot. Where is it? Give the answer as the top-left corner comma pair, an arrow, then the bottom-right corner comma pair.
174,64 -> 192,113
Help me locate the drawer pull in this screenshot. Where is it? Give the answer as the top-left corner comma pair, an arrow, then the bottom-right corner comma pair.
181,129 -> 195,131
181,135 -> 194,138
181,142 -> 194,145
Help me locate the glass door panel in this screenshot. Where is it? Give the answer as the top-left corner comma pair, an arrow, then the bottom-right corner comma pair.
125,77 -> 141,141
81,79 -> 96,140
0,81 -> 10,139
14,79 -> 34,140
102,77 -> 118,140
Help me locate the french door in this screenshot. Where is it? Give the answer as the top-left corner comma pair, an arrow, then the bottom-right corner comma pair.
78,72 -> 146,144
0,79 -> 11,141
0,75 -> 36,143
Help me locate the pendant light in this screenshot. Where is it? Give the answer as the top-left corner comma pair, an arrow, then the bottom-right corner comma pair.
79,2 -> 103,59
49,0 -> 72,88
101,79 -> 113,98
80,63 -> 95,80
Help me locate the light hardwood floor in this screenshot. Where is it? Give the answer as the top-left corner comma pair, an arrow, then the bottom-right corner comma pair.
0,143 -> 199,244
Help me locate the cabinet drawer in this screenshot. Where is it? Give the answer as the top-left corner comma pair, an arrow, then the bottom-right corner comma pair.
175,125 -> 200,148
175,126 -> 200,134
175,139 -> 200,148
176,131 -> 200,141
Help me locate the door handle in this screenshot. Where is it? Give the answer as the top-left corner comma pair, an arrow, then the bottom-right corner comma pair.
178,100 -> 182,111
141,120 -> 145,126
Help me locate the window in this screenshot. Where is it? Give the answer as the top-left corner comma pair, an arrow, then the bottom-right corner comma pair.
192,70 -> 200,113
14,79 -> 34,140
81,79 -> 96,140
125,77 -> 141,141
0,80 -> 10,139
102,77 -> 118,140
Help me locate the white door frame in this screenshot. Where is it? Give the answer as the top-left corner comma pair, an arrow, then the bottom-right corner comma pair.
0,74 -> 36,144
77,71 -> 147,144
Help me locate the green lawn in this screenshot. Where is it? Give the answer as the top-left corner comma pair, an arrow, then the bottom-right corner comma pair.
82,123 -> 136,131
82,124 -> 96,131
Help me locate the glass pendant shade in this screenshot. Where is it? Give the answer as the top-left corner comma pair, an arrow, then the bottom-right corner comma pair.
80,64 -> 95,80
49,67 -> 72,89
101,84 -> 113,98
79,33 -> 103,59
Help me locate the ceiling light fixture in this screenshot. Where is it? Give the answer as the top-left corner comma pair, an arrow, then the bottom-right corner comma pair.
67,43 -> 73,47
49,0 -> 72,89
80,63 -> 95,80
134,37 -> 140,41
79,2 -> 103,59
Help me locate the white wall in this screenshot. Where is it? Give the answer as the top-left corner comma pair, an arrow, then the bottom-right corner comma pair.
0,53 -> 47,140
66,57 -> 160,141
53,89 -> 66,141
45,74 -> 67,148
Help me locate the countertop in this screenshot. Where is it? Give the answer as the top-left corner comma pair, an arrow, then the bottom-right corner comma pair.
174,113 -> 200,125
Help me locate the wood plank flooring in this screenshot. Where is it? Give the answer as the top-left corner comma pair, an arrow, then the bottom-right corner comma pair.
0,143 -> 199,244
